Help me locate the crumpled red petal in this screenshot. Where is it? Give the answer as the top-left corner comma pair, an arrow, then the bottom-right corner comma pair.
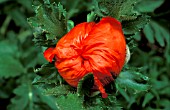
43,47 -> 55,63
44,17 -> 126,98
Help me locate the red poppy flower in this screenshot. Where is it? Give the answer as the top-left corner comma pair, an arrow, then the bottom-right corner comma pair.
44,17 -> 126,98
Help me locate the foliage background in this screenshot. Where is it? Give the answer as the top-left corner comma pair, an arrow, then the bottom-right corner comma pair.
0,0 -> 169,110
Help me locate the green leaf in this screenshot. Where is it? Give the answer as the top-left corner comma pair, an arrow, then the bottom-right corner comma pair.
132,32 -> 141,41
18,30 -> 33,44
43,85 -> 72,96
17,0 -> 33,11
7,84 -> 58,110
56,93 -> 83,110
142,92 -> 154,107
93,0 -> 139,21
34,63 -> 56,75
159,99 -> 170,110
32,73 -> 59,85
0,78 -> 15,99
150,21 -> 165,47
66,0 -> 82,19
84,95 -> 122,110
135,0 -> 165,12
0,40 -> 18,56
7,84 -> 32,110
0,16 -> 11,36
93,0 -> 150,35
116,85 -> 130,102
0,0 -> 8,4
35,87 -> 59,110
143,23 -> 154,44
67,20 -> 74,32
143,20 -> 169,47
122,15 -> 150,35
150,20 -> 168,47
0,55 -> 26,78
87,12 -> 96,22
116,71 -> 150,92
28,1 -> 67,46
8,9 -> 29,28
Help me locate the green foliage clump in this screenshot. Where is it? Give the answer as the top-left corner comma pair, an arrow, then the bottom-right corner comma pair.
0,0 -> 169,110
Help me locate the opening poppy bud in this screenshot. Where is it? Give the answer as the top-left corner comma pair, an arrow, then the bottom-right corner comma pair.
44,17 -> 126,98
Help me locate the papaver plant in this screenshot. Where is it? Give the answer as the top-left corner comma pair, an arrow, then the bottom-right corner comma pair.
28,0 -> 151,109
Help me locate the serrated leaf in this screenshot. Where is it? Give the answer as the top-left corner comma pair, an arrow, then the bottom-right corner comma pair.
0,55 -> 26,78
93,0 -> 151,36
32,73 -> 59,85
56,93 -> 83,110
43,85 -> 71,96
135,0 -> 165,12
101,95 -> 122,110
93,0 -> 139,21
28,1 -> 67,46
34,63 -> 56,75
122,15 -> 150,35
84,95 -> 122,110
120,0 -> 138,16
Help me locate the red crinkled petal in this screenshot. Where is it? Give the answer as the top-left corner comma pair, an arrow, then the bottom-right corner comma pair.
43,47 -> 55,63
43,17 -> 126,98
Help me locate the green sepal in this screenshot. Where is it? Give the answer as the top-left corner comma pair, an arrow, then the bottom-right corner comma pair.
77,73 -> 94,97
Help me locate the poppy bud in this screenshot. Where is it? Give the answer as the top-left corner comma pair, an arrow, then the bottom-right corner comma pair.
44,17 -> 126,98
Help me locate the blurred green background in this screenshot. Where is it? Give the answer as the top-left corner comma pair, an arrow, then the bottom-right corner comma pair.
0,0 -> 170,110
